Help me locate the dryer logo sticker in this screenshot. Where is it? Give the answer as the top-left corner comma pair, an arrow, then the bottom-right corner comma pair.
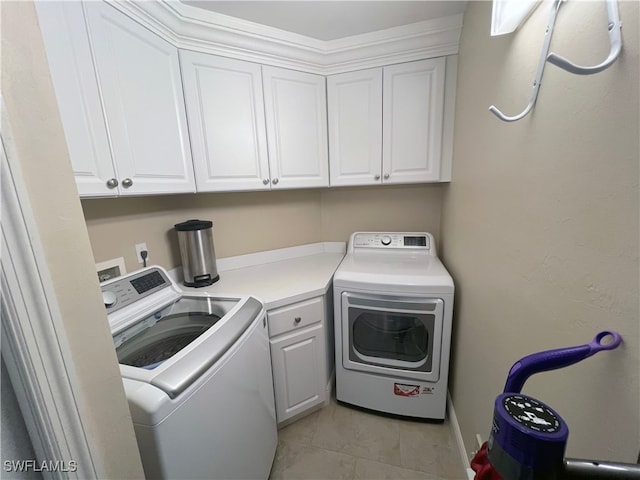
394,383 -> 420,397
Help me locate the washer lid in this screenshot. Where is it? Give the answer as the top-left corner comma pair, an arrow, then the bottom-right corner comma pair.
117,296 -> 263,399
113,296 -> 239,368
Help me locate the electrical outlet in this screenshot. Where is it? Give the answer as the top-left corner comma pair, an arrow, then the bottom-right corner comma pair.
135,243 -> 148,264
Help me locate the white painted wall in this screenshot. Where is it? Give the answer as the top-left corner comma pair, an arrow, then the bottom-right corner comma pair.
442,0 -> 639,463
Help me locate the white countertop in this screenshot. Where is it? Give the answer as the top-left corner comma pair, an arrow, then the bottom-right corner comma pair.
177,242 -> 346,310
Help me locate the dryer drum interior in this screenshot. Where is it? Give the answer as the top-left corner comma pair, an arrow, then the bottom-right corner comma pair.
351,311 -> 429,362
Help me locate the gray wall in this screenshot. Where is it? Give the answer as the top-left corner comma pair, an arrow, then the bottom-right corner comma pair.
1,360 -> 41,480
442,1 -> 639,462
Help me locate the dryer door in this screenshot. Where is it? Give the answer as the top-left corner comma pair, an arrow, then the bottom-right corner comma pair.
341,292 -> 443,382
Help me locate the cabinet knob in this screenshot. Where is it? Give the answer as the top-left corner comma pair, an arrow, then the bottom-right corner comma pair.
106,178 -> 118,189
383,173 -> 390,180
294,317 -> 301,324
272,178 -> 279,185
263,178 -> 269,185
121,178 -> 133,188
374,174 -> 381,180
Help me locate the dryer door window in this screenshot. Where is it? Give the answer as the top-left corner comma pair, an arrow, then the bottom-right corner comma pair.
342,292 -> 443,382
351,310 -> 430,365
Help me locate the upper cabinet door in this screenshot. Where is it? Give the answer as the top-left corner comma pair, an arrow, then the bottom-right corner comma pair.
262,67 -> 329,189
327,68 -> 383,187
180,51 -> 270,192
35,1 -> 117,197
84,1 -> 195,196
383,58 -> 446,184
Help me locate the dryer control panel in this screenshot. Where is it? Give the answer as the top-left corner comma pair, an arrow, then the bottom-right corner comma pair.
351,232 -> 431,250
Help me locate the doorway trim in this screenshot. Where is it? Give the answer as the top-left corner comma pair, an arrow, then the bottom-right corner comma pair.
1,98 -> 98,479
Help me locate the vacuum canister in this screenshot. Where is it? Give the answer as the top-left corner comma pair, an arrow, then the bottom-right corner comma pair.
472,331 -> 624,480
174,219 -> 220,287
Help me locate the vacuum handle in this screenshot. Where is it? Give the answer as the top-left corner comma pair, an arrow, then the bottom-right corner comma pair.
562,458 -> 640,479
504,331 -> 622,393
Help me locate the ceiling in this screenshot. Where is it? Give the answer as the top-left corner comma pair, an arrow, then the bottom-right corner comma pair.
180,1 -> 467,41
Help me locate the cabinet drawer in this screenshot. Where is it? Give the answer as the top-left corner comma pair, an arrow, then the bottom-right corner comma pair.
268,297 -> 323,337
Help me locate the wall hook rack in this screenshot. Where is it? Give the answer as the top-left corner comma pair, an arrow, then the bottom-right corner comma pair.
489,0 -> 564,122
489,0 -> 622,122
547,0 -> 622,75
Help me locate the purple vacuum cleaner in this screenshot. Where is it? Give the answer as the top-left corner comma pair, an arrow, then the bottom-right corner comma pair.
473,331 -> 640,480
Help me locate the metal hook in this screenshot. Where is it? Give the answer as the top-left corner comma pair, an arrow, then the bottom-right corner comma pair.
489,0 -> 564,122
547,0 -> 622,75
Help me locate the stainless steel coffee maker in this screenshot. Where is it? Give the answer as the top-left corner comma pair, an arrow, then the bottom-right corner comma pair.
174,219 -> 220,287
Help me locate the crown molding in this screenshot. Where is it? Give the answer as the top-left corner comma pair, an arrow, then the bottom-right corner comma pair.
110,0 -> 463,75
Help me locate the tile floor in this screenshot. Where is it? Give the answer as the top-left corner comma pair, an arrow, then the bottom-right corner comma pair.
269,397 -> 468,480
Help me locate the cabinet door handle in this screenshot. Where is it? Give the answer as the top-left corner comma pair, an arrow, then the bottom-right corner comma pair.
374,174 -> 381,181
106,178 -> 118,189
383,173 -> 390,180
263,178 -> 269,185
272,178 -> 279,185
294,317 -> 301,324
121,178 -> 133,188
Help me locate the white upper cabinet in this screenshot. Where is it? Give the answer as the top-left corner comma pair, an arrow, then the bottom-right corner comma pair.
180,51 -> 270,192
327,68 -> 383,187
382,58 -> 446,184
262,67 -> 329,189
38,1 -> 195,197
39,1 -> 457,196
84,1 -> 195,196
35,1 -> 116,197
327,58 -> 451,187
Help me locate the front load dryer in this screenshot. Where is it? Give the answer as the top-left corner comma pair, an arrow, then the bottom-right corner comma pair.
333,232 -> 454,420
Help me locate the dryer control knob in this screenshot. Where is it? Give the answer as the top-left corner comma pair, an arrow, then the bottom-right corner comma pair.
103,291 -> 117,308
381,235 -> 392,246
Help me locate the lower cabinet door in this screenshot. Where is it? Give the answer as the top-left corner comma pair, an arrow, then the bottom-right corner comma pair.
270,323 -> 326,423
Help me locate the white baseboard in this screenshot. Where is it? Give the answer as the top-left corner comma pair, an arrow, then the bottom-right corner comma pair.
447,392 -> 476,480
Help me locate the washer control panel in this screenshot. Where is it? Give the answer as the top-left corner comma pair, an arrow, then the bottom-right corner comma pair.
352,232 -> 431,250
101,267 -> 171,313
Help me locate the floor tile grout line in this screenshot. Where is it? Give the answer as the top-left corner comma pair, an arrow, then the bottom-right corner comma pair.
272,399 -> 467,480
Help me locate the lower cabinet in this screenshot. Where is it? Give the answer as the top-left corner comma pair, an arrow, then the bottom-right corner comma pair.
268,296 -> 327,424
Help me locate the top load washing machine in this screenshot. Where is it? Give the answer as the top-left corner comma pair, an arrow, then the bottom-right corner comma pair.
333,232 -> 454,420
101,266 -> 277,479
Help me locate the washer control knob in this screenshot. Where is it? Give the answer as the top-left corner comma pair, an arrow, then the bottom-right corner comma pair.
380,235 -> 392,246
102,291 -> 117,308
